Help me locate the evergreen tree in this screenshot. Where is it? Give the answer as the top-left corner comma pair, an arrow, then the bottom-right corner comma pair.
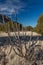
36,14 -> 43,35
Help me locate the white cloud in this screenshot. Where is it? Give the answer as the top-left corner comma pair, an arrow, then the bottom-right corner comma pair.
0,0 -> 25,15
0,8 -> 7,11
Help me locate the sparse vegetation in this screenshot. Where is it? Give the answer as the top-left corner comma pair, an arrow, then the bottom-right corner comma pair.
0,14 -> 43,65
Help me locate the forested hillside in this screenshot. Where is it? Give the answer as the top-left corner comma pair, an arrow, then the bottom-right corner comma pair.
0,14 -> 22,32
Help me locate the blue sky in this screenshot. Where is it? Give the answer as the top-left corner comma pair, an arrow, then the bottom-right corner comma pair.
0,0 -> 43,27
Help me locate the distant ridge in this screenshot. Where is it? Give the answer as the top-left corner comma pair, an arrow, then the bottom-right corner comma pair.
0,14 -> 11,23
0,14 -> 22,31
0,14 -> 20,24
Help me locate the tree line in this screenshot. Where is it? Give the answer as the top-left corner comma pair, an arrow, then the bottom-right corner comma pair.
0,14 -> 43,35
0,21 -> 22,32
24,14 -> 43,35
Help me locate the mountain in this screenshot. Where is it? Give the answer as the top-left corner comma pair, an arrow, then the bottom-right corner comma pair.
0,14 -> 11,23
0,14 -> 22,31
